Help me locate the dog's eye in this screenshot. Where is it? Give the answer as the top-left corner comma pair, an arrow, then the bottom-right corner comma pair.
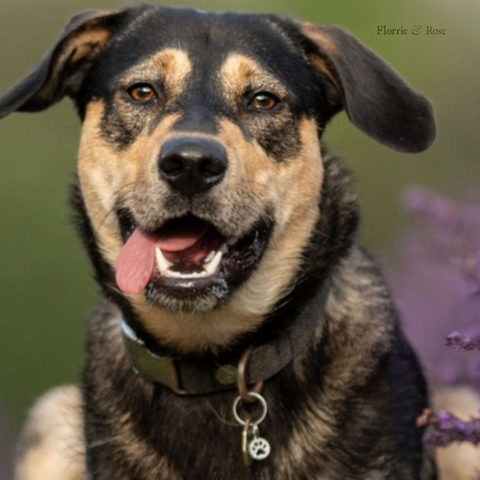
249,92 -> 280,111
127,84 -> 158,103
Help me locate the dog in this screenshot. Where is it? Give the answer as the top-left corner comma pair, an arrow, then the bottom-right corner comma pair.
0,6 -> 439,480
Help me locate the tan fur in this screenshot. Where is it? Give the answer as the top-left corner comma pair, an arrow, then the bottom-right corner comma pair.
220,53 -> 287,104
278,393 -> 336,475
54,25 -> 113,78
101,410 -> 180,479
77,49 -> 194,267
70,29 -> 112,64
13,382 -> 178,480
32,21 -> 115,105
300,22 -> 339,57
434,386 -> 480,480
310,56 -> 342,94
293,22 -> 342,93
122,48 -> 192,98
78,101 -> 181,268
14,386 -> 85,480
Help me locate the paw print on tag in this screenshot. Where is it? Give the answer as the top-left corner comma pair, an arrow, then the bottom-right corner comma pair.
248,437 -> 271,460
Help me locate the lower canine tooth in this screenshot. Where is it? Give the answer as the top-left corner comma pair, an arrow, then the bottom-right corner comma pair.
204,250 -> 223,275
204,250 -> 216,264
155,247 -> 173,272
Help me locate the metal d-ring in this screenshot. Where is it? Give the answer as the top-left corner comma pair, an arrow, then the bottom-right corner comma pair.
232,392 -> 268,427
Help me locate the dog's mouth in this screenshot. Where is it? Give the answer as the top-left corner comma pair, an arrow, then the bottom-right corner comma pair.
115,210 -> 272,306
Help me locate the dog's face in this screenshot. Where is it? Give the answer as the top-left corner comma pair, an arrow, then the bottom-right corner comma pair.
77,9 -> 328,315
0,6 -> 435,352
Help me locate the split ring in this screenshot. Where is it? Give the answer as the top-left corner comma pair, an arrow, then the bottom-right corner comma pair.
232,392 -> 268,426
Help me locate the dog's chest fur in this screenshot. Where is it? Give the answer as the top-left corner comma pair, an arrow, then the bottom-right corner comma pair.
84,246 -> 430,480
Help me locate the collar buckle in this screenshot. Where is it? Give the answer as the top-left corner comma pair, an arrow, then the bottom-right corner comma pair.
121,321 -> 185,394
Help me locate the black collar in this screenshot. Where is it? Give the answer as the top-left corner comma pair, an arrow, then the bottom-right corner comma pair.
122,280 -> 331,395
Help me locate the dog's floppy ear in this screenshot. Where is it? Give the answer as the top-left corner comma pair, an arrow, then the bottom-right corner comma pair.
0,9 -> 124,119
290,21 -> 436,153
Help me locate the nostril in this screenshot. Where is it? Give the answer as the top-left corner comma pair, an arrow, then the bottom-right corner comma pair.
199,157 -> 227,177
160,155 -> 183,177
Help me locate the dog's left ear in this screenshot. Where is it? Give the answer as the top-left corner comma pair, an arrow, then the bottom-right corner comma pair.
288,21 -> 436,153
0,9 -> 125,119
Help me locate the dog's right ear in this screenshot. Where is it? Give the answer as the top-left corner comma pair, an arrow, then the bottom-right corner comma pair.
0,9 -> 125,119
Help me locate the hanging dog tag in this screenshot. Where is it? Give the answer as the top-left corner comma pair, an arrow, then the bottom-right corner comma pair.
232,392 -> 271,464
248,424 -> 271,461
248,436 -> 271,460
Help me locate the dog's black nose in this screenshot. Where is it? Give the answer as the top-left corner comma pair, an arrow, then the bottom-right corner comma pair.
158,138 -> 228,196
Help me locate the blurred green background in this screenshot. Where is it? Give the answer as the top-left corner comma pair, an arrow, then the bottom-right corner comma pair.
0,0 -> 479,454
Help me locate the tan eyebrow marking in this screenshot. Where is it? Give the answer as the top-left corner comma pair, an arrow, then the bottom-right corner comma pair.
219,53 -> 287,104
122,48 -> 193,98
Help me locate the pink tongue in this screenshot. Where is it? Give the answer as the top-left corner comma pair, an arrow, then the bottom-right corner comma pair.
116,229 -> 157,295
116,225 -> 208,295
156,222 -> 209,252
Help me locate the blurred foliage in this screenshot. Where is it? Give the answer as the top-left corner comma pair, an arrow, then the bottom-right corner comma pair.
0,0 -> 478,439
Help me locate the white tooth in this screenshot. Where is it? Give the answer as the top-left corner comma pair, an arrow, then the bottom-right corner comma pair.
220,243 -> 228,254
204,250 -> 223,275
227,237 -> 236,246
155,247 -> 173,272
156,245 -> 223,280
204,250 -> 216,264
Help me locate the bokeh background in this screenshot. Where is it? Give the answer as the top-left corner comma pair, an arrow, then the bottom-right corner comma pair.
0,0 -> 479,475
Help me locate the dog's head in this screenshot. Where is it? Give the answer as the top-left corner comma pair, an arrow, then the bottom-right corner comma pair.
0,6 -> 435,352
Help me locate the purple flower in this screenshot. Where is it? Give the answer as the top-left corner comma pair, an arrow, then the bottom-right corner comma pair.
388,186 -> 480,389
417,409 -> 480,447
401,187 -> 480,296
402,187 -> 459,228
446,331 -> 480,351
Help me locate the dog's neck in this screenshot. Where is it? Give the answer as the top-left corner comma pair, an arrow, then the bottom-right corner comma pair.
120,277 -> 332,395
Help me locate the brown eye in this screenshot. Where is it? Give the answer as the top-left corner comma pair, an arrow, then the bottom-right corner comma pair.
249,92 -> 280,110
127,84 -> 157,103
